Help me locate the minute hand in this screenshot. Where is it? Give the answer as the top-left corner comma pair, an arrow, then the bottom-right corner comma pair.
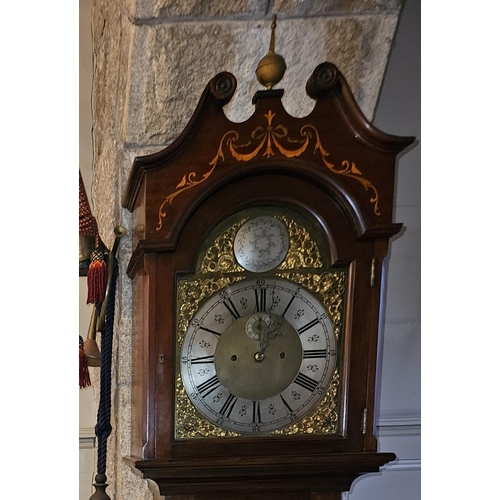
258,316 -> 283,354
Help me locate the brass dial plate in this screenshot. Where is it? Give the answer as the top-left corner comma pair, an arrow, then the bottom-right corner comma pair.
179,277 -> 337,434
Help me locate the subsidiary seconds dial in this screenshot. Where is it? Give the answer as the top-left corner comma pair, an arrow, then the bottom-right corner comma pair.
180,278 -> 337,433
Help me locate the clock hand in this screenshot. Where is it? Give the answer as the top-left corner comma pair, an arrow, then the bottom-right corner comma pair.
262,286 -> 280,338
258,316 -> 283,355
258,316 -> 270,354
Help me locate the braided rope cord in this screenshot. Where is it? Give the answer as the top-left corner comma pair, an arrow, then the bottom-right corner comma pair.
95,257 -> 119,475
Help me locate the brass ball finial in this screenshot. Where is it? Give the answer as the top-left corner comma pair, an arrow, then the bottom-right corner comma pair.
255,14 -> 287,90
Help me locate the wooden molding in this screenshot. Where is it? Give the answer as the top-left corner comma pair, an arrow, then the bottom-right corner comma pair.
79,427 -> 96,449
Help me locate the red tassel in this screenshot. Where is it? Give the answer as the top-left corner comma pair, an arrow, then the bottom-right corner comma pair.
87,249 -> 107,304
80,337 -> 91,389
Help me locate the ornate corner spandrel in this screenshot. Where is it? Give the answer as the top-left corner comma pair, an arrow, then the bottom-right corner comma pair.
277,271 -> 346,343
199,218 -> 248,274
276,216 -> 324,270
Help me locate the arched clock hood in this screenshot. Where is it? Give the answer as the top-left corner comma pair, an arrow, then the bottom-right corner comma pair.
123,64 -> 414,278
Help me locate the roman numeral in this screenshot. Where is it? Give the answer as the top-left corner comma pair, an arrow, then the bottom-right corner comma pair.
223,298 -> 240,320
280,394 -> 293,414
255,288 -> 267,312
303,349 -> 327,359
197,375 -> 221,398
199,326 -> 221,337
282,294 -> 296,317
297,317 -> 320,335
294,372 -> 318,392
190,355 -> 215,364
220,394 -> 238,417
253,400 -> 262,424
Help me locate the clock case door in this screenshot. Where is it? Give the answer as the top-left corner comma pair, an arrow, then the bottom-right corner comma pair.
123,65 -> 415,495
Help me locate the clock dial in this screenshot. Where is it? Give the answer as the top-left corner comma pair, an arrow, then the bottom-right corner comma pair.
180,277 -> 336,434
234,216 -> 289,272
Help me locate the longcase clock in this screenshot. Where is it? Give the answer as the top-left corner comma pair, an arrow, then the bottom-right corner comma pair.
123,58 -> 415,499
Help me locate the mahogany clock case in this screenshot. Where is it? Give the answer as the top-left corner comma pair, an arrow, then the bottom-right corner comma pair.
122,65 -> 415,493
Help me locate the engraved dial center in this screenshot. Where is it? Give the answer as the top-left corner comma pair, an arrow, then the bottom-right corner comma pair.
214,313 -> 302,401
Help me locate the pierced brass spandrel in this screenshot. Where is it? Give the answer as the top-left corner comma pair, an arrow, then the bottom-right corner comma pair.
276,216 -> 324,270
272,367 -> 340,436
277,270 -> 346,342
175,375 -> 238,439
176,275 -> 245,349
199,218 -> 248,274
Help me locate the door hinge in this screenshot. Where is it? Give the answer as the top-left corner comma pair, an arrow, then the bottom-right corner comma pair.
370,258 -> 376,287
362,408 -> 368,434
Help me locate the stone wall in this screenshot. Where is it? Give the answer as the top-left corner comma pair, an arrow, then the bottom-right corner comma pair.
90,1 -> 404,498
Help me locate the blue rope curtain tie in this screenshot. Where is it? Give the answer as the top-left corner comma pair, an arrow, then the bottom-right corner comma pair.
95,257 -> 118,475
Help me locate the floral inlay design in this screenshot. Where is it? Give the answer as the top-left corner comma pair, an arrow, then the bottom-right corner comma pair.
156,110 -> 381,230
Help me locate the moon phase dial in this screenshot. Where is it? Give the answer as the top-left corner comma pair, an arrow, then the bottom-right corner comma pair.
180,278 -> 337,434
